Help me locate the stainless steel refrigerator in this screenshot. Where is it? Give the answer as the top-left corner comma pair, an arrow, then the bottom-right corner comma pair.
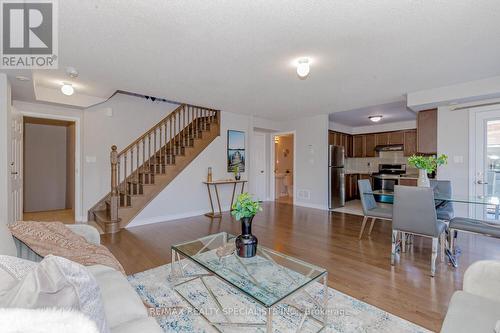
328,145 -> 345,209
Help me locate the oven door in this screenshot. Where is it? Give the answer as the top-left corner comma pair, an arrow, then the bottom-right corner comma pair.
373,176 -> 397,203
373,177 -> 397,191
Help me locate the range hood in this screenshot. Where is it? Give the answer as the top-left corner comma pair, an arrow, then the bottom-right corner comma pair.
375,144 -> 404,152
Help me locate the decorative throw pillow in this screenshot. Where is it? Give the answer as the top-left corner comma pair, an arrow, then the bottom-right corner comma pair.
0,255 -> 37,287
0,255 -> 109,333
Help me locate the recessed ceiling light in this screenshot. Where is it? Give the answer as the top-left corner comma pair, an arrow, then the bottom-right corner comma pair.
296,58 -> 310,79
61,83 -> 74,96
369,115 -> 383,122
15,76 -> 30,81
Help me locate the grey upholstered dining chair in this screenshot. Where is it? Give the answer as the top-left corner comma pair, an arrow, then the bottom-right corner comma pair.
392,185 -> 447,277
358,179 -> 393,239
430,180 -> 455,221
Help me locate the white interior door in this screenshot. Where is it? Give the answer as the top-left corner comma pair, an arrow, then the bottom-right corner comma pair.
10,108 -> 23,223
470,107 -> 500,221
254,133 -> 267,201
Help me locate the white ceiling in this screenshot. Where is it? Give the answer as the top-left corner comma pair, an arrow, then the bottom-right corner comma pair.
3,0 -> 500,119
330,101 -> 416,127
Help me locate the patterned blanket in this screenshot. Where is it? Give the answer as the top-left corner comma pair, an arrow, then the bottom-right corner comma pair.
9,221 -> 125,274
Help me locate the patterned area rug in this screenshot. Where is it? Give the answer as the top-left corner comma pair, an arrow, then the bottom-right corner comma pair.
128,260 -> 432,333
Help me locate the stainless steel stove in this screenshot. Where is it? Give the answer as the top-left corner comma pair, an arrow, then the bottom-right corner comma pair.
372,164 -> 406,201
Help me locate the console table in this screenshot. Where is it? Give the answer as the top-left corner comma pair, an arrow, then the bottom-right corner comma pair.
203,179 -> 247,218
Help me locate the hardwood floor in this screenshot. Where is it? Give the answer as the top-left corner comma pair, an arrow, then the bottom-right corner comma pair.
101,202 -> 500,332
23,209 -> 75,224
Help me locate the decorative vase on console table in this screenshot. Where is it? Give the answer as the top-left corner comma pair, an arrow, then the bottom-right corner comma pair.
408,154 -> 448,188
231,193 -> 262,258
233,165 -> 241,181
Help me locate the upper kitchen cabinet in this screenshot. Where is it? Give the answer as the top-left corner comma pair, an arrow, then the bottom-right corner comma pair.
364,134 -> 376,157
404,130 -> 417,156
328,130 -> 353,157
388,131 -> 404,145
375,132 -> 389,146
353,135 -> 364,157
417,109 -> 437,154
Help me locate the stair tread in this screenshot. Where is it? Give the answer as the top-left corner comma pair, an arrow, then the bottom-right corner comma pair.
90,114 -> 220,233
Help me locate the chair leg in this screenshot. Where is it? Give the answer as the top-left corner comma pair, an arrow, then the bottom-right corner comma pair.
449,228 -> 455,254
368,218 -> 376,235
391,230 -> 398,266
431,237 -> 438,277
440,233 -> 446,262
359,216 -> 368,240
401,232 -> 406,253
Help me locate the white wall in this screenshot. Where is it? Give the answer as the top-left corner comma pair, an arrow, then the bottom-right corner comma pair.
0,74 -> 11,224
129,111 -> 252,226
83,94 -> 179,214
24,123 -> 68,212
282,114 -> 329,210
437,105 -> 471,216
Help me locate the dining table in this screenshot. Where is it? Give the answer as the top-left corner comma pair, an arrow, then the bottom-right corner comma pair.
369,189 -> 500,220
366,189 -> 500,267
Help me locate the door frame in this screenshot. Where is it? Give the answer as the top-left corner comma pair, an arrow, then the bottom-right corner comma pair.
271,131 -> 296,204
468,103 -> 500,219
19,111 -> 83,222
251,131 -> 269,201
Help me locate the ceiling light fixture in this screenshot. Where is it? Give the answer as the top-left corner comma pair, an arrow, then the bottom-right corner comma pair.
296,58 -> 310,79
61,83 -> 74,96
369,115 -> 383,123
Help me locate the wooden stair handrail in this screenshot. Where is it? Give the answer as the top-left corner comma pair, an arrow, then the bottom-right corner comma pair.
117,104 -> 185,157
90,102 -> 220,232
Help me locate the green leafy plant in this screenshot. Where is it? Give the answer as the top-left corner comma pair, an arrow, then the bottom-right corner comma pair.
231,192 -> 262,220
408,154 -> 448,173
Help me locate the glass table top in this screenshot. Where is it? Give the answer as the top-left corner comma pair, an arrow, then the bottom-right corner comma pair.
367,190 -> 500,206
172,232 -> 327,307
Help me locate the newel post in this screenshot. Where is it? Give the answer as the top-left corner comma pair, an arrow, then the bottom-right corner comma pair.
109,145 -> 120,225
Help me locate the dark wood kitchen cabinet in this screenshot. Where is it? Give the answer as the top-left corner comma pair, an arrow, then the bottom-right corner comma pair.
328,130 -> 353,157
388,131 -> 404,145
417,109 -> 437,154
353,135 -> 364,157
345,173 -> 372,201
345,174 -> 358,201
375,132 -> 389,146
404,130 -> 417,156
364,134 -> 376,157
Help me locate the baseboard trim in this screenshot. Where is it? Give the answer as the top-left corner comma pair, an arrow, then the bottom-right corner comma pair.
293,201 -> 328,211
127,205 -> 233,228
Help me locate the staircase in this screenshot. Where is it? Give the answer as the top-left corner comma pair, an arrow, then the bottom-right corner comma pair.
88,104 -> 220,233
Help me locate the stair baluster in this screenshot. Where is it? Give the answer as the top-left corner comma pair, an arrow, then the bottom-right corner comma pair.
91,104 -> 220,233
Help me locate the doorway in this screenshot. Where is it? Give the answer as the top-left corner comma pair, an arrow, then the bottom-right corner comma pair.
469,106 -> 500,222
273,133 -> 294,205
22,117 -> 76,224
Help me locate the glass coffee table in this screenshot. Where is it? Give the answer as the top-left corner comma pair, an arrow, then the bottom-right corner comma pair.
170,232 -> 328,332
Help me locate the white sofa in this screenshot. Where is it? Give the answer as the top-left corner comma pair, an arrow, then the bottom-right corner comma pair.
441,260 -> 500,333
0,221 -> 162,333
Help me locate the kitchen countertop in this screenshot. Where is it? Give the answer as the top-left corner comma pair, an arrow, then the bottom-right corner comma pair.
345,172 -> 425,180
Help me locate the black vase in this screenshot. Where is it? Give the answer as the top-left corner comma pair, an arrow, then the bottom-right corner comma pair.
235,216 -> 258,258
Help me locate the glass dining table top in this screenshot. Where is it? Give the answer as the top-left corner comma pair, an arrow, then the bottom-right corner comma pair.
171,232 -> 327,307
368,190 -> 500,206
